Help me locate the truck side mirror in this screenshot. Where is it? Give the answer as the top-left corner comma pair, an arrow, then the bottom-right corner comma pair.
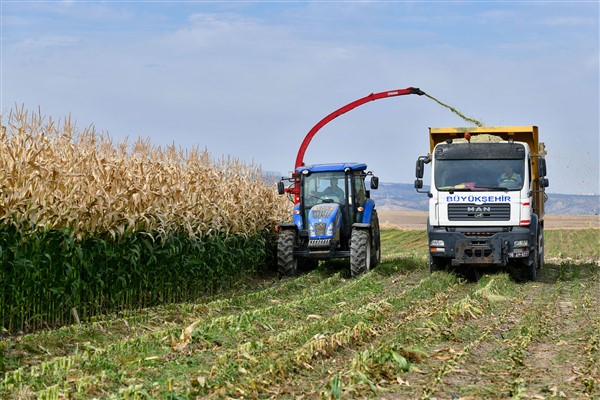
538,158 -> 547,177
541,177 -> 549,188
414,179 -> 423,189
415,156 -> 430,179
416,159 -> 425,179
370,176 -> 379,190
277,181 -> 285,195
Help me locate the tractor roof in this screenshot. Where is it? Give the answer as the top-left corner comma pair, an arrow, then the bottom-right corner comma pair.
296,163 -> 367,173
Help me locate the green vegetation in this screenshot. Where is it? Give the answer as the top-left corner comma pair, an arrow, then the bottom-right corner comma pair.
0,223 -> 274,332
1,228 -> 598,399
545,229 -> 600,260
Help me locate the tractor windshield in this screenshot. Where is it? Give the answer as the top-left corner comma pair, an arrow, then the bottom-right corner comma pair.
302,172 -> 347,207
435,159 -> 526,191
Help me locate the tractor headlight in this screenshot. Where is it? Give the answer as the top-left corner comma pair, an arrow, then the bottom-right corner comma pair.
326,223 -> 333,236
514,240 -> 528,247
309,225 -> 316,236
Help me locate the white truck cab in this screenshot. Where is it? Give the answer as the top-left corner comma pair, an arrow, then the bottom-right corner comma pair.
415,127 -> 549,280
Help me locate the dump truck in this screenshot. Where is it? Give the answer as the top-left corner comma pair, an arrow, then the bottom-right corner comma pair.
414,126 -> 549,280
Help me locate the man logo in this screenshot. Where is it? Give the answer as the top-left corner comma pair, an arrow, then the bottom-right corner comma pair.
475,212 -> 484,218
467,206 -> 491,213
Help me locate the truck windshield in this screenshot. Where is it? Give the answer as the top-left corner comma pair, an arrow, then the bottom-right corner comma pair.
435,159 -> 525,191
302,172 -> 347,207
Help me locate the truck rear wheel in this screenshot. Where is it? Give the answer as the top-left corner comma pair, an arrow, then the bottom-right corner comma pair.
277,230 -> 298,277
350,229 -> 371,278
537,228 -> 545,270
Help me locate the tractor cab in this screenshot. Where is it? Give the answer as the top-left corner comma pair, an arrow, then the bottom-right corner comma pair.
297,163 -> 374,245
277,163 -> 380,277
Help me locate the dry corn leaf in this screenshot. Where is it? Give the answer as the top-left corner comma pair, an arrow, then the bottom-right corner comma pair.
173,319 -> 201,351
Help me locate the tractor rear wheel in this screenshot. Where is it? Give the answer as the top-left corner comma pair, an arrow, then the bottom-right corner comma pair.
370,211 -> 381,268
277,230 -> 297,277
350,229 -> 371,278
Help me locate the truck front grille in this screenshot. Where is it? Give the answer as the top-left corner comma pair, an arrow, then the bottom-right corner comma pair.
448,203 -> 510,221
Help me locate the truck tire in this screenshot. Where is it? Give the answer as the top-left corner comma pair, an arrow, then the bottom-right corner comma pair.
537,228 -> 545,270
428,255 -> 446,273
277,230 -> 297,277
350,229 -> 371,278
370,210 -> 381,268
521,250 -> 537,281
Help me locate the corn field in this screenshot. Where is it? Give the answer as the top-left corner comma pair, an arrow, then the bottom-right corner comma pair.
0,107 -> 289,333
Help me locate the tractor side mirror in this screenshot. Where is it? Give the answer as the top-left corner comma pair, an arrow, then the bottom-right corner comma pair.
277,181 -> 285,195
538,158 -> 547,177
370,176 -> 379,190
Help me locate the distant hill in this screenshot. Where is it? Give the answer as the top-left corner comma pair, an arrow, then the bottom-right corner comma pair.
371,183 -> 599,215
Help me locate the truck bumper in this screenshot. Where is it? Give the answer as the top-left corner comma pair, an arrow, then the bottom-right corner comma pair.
428,226 -> 531,267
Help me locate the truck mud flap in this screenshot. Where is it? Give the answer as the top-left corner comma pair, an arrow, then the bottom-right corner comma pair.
452,238 -> 507,266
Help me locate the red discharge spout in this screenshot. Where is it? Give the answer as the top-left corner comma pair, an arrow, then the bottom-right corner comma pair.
286,87 -> 425,203
294,87 -> 424,170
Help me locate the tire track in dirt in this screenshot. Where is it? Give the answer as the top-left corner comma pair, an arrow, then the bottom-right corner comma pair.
394,264 -> 600,400
274,273 -> 516,398
192,265 -> 452,398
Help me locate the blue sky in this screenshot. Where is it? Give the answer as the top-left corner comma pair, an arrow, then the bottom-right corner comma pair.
2,1 -> 599,195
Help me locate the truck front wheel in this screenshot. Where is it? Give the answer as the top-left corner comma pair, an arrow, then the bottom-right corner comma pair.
429,255 -> 447,273
350,229 -> 371,278
521,250 -> 538,281
277,230 -> 298,277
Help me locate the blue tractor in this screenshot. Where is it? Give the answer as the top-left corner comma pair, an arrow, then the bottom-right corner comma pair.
275,87 -> 424,277
277,163 -> 381,277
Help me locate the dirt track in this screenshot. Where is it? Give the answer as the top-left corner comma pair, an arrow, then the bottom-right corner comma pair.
378,210 -> 600,230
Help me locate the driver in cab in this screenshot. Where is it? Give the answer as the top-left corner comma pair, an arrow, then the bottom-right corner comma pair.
497,165 -> 522,188
323,178 -> 345,201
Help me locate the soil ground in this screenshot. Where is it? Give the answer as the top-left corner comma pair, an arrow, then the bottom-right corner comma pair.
378,210 -> 600,230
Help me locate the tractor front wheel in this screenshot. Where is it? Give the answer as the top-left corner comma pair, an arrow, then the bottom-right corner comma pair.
350,229 -> 371,278
277,230 -> 298,277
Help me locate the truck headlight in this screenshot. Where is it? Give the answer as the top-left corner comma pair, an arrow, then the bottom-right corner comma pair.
326,223 -> 333,236
309,225 -> 316,236
429,239 -> 445,253
514,240 -> 528,247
